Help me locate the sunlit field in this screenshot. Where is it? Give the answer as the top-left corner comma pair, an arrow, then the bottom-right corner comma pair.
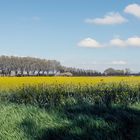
0,76 -> 140,90
0,76 -> 140,108
0,76 -> 140,140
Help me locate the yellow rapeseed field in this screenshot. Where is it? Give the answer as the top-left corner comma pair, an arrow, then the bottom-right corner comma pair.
0,76 -> 140,90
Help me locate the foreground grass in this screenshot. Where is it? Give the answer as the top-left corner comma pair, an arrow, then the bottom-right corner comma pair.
0,102 -> 140,140
0,102 -> 69,140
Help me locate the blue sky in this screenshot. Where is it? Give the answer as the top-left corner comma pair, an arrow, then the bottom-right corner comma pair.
0,0 -> 140,72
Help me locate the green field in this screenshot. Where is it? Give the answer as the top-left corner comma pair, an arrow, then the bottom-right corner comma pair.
0,102 -> 140,140
0,77 -> 140,140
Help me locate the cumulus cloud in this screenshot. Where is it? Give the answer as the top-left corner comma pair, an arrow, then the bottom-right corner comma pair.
111,61 -> 127,65
110,37 -> 140,47
78,36 -> 140,48
110,38 -> 126,47
126,37 -> 140,46
85,12 -> 127,25
124,3 -> 140,18
78,38 -> 102,48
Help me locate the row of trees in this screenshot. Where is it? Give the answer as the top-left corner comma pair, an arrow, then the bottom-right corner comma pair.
104,68 -> 131,76
0,56 -> 61,76
0,56 -> 102,76
66,67 -> 132,76
0,55 -> 136,76
61,67 -> 101,76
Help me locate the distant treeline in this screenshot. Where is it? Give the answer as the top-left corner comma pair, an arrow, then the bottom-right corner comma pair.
0,56 -> 61,76
0,55 -> 139,76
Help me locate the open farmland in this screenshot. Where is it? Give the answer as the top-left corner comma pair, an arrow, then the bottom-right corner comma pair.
0,76 -> 140,109
0,76 -> 140,90
0,76 -> 140,140
1,0 -> 140,139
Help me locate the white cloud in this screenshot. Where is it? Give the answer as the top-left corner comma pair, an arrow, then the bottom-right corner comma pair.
110,37 -> 140,47
110,38 -> 126,47
126,37 -> 140,46
78,36 -> 140,48
112,61 -> 127,65
78,38 -> 102,48
124,3 -> 140,18
85,12 -> 127,25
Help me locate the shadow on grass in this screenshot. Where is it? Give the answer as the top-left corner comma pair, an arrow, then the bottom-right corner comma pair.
20,104 -> 140,140
20,118 -> 38,140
